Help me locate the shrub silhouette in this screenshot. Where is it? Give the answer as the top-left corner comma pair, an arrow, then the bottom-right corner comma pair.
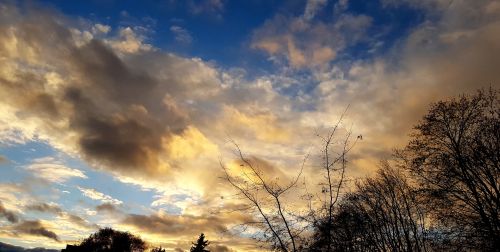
62,228 -> 146,252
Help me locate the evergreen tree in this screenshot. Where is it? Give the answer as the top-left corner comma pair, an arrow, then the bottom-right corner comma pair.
190,233 -> 210,252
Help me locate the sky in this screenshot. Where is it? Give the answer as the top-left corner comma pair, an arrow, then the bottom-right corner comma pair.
0,0 -> 499,251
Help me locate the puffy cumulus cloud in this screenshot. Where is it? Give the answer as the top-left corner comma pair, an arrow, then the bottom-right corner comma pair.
108,26 -> 152,53
0,3 -> 221,181
24,157 -> 87,183
252,8 -> 372,68
304,0 -> 500,175
77,187 -> 123,205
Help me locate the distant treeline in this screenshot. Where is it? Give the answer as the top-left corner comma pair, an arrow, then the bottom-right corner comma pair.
61,228 -> 209,252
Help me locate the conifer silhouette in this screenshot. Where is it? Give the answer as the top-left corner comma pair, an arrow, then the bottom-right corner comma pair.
190,233 -> 210,252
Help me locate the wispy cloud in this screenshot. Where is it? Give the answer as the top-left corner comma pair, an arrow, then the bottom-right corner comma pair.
170,25 -> 193,44
25,157 -> 87,183
11,220 -> 60,242
77,187 -> 123,205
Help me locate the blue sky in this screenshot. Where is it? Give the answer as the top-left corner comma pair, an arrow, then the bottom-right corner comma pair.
1,0 -> 499,251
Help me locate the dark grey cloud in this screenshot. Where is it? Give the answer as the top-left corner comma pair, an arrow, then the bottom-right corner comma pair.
0,3 -> 211,178
123,213 -> 227,236
0,201 -> 19,223
13,220 -> 59,242
95,203 -> 119,213
25,202 -> 98,229
25,203 -> 62,215
66,214 -> 99,229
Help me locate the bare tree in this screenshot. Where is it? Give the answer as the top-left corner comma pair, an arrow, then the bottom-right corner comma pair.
310,110 -> 356,251
221,140 -> 305,252
357,164 -> 427,252
401,88 -> 500,250
221,110 -> 357,251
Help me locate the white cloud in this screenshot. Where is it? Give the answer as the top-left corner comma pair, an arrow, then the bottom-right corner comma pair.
108,27 -> 152,53
25,157 -> 87,183
92,23 -> 111,34
303,0 -> 328,20
252,13 -> 372,68
77,187 -> 123,205
170,25 -> 193,44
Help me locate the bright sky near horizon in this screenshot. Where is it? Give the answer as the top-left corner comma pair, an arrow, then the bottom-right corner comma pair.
0,0 -> 499,251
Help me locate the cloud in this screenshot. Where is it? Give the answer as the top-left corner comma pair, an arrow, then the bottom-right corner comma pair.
24,157 -> 87,183
1,1 -> 500,250
0,201 -> 20,223
78,187 -> 123,205
252,13 -> 372,68
92,24 -> 111,34
12,220 -> 59,242
108,27 -> 152,53
170,25 -> 193,44
303,0 -> 328,21
210,244 -> 234,252
95,203 -> 120,214
0,4 -> 220,179
25,202 -> 98,229
25,203 -> 63,215
122,212 -> 227,236
189,0 -> 225,17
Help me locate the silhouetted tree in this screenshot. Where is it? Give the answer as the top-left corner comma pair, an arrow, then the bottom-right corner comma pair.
190,233 -> 210,252
63,228 -> 146,252
151,247 -> 166,252
309,164 -> 428,252
308,199 -> 373,252
401,88 -> 500,250
222,109 -> 358,252
305,110 -> 357,252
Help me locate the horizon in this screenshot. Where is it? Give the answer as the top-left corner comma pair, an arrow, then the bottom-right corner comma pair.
0,0 -> 499,251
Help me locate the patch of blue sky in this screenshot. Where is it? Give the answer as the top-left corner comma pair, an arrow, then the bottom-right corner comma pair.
59,155 -> 158,215
0,140 -> 156,216
34,0 -> 280,75
340,0 -> 426,59
0,141 -> 56,183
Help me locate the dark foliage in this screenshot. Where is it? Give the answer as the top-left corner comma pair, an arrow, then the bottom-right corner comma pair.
402,89 -> 500,250
150,247 -> 166,252
190,233 -> 210,252
62,228 -> 146,252
309,165 -> 428,252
